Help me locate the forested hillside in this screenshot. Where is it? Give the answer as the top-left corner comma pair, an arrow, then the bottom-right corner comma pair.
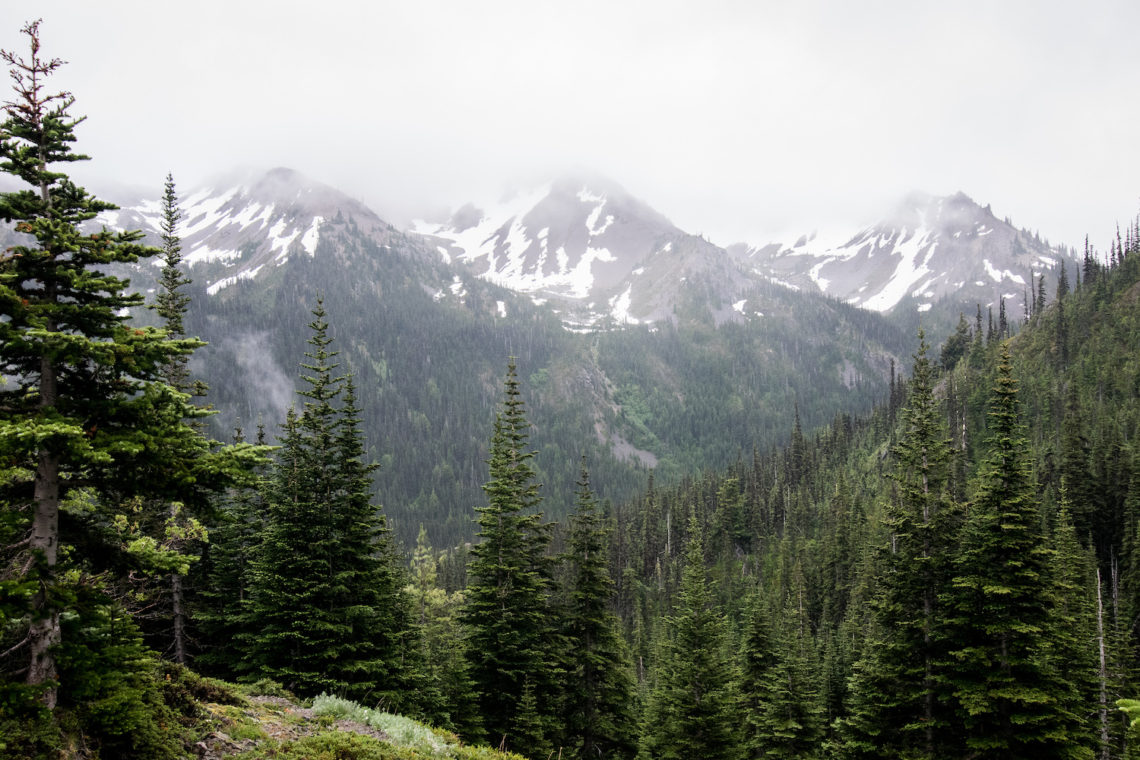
593,222 -> 1140,758
180,179 -> 909,549
5,20 -> 1140,760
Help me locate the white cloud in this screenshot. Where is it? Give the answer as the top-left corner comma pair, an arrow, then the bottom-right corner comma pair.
3,0 -> 1139,251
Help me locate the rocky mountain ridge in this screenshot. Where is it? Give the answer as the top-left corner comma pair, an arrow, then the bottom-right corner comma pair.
85,168 -> 1079,335
411,175 -> 748,328
730,191 -> 1074,320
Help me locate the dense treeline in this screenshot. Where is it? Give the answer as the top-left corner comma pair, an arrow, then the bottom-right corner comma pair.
589,220 -> 1140,758
5,21 -> 1140,760
187,232 -> 909,551
173,186 -> 910,553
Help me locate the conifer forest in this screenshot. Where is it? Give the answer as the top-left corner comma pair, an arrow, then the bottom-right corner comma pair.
7,20 -> 1140,760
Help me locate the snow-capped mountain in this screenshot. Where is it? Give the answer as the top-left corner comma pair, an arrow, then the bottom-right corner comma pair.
732,192 -> 1075,318
85,168 -> 1078,335
102,167 -> 402,296
411,176 -> 751,328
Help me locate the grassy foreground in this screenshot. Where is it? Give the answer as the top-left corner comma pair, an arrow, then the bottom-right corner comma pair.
211,690 -> 524,760
4,664 -> 524,760
196,678 -> 523,760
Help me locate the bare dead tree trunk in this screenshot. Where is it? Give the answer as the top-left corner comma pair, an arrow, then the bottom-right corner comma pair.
170,503 -> 188,664
171,572 -> 187,664
28,431 -> 60,707
1097,567 -> 1110,760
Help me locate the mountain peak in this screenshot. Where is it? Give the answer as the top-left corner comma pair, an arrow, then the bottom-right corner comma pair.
98,167 -> 396,296
739,190 -> 1077,317
548,172 -> 628,199
411,176 -> 739,327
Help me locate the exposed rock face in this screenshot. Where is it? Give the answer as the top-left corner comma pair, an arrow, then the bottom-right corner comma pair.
731,191 -> 1074,318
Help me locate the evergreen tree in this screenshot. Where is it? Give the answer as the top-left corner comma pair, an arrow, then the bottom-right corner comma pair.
0,21 -> 252,709
463,359 -> 557,754
639,516 -> 741,760
561,461 -> 638,760
1048,498 -> 1104,759
1054,294 -> 1069,367
148,172 -> 199,664
406,524 -> 480,738
940,313 -> 971,370
838,333 -> 961,759
1122,448 -> 1140,662
640,474 -> 663,579
194,422 -> 267,678
789,402 -> 807,487
247,301 -> 412,703
328,374 -> 415,702
1084,237 -> 1098,285
943,343 -> 1088,758
1060,386 -> 1096,548
739,588 -> 824,759
154,172 -> 192,393
513,678 -> 554,760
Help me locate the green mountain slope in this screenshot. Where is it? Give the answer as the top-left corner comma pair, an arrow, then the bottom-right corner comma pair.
183,211 -> 910,547
603,216 -> 1140,757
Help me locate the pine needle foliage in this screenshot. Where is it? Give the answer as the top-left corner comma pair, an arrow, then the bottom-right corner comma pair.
463,359 -> 557,755
560,462 -> 638,759
837,333 -> 961,759
639,516 -> 742,760
247,300 -> 413,705
943,343 -> 1091,759
0,19 -> 254,716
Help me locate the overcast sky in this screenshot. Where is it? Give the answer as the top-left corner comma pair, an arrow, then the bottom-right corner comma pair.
3,1 -> 1139,250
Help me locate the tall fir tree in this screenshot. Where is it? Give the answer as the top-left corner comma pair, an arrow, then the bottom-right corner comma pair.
247,301 -> 413,704
943,343 -> 1089,759
148,171 -> 199,664
194,421 -> 268,679
328,373 -> 416,703
0,21 -> 253,709
1048,497 -> 1105,760
837,332 -> 961,759
406,524 -> 480,738
154,172 -> 192,393
639,515 -> 742,760
560,461 -> 638,760
463,359 -> 558,755
739,586 -> 824,759
940,314 -> 972,370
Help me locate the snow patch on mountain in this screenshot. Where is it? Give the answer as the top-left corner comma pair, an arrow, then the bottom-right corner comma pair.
207,266 -> 262,296
735,191 -> 1078,317
411,176 -> 742,326
413,184 -> 551,271
861,237 -> 937,313
93,169 -> 395,297
609,285 -> 638,324
301,216 -> 323,255
586,203 -> 615,236
983,258 -> 1025,285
